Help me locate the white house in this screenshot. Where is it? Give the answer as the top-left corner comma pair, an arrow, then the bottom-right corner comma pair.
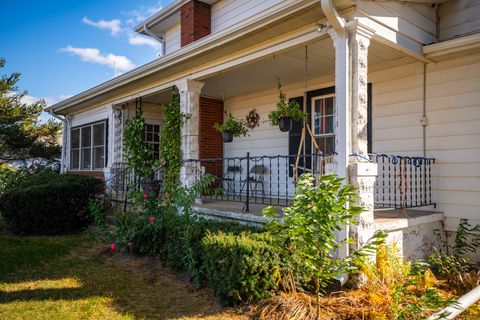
47,0 -> 480,259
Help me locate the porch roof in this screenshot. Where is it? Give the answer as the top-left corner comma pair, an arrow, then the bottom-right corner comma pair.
46,0 -> 334,115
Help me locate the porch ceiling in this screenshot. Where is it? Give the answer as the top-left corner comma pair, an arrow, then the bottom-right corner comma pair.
201,38 -> 413,99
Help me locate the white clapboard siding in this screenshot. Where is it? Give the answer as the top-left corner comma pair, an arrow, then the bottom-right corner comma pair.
211,0 -> 283,34
370,53 -> 480,231
164,23 -> 181,55
71,105 -> 108,127
438,0 -> 480,41
355,0 -> 437,45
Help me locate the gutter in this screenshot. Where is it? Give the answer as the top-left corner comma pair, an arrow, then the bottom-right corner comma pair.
143,24 -> 166,57
423,33 -> 480,60
48,110 -> 67,173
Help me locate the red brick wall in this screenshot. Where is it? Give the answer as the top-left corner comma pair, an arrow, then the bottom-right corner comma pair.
181,0 -> 211,47
199,97 -> 223,180
67,171 -> 104,181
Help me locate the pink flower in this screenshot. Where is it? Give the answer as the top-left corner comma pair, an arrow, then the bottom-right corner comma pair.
127,242 -> 133,248
143,193 -> 148,200
149,216 -> 155,223
109,243 -> 116,250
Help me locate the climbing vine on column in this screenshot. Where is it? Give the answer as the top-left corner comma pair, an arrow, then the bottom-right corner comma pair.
160,90 -> 190,201
123,103 -> 156,179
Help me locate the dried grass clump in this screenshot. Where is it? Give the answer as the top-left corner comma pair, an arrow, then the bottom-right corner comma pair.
249,287 -> 392,320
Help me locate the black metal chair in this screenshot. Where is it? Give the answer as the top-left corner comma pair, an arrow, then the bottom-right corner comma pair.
223,165 -> 241,195
241,165 -> 267,198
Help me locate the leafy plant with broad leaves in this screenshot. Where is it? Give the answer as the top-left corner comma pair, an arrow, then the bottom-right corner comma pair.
88,198 -> 108,231
213,113 -> 249,137
267,82 -> 307,126
263,174 -> 386,296
391,261 -> 456,320
429,218 -> 480,290
123,107 -> 157,179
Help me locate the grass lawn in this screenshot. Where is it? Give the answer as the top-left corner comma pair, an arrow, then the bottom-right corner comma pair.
0,219 -> 241,320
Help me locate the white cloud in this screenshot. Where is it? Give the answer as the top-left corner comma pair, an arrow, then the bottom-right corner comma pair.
21,95 -> 55,107
60,46 -> 135,72
20,94 -> 72,123
124,1 -> 164,25
82,17 -> 122,36
128,34 -> 160,49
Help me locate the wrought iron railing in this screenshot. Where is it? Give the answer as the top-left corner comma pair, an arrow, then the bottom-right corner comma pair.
370,154 -> 435,209
185,153 -> 335,212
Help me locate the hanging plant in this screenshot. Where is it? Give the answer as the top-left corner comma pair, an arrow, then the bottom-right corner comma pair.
267,82 -> 307,132
213,113 -> 249,143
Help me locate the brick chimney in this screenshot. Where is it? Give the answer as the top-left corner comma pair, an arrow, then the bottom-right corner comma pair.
181,0 -> 211,47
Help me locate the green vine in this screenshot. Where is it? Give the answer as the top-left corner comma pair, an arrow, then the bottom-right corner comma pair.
123,107 -> 156,179
160,90 -> 190,202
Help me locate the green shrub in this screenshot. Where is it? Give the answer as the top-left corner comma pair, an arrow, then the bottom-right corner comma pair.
201,231 -> 281,306
0,172 -> 101,235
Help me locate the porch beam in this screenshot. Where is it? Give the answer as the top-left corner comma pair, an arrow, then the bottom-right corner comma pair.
175,78 -> 205,187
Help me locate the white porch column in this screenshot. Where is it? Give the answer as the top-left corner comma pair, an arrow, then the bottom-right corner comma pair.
106,105 -> 123,167
105,105 -> 123,182
175,79 -> 204,187
328,29 -> 350,181
347,21 -> 377,248
328,28 -> 350,261
62,116 -> 72,173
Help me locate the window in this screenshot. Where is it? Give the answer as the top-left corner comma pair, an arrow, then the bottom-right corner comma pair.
312,95 -> 335,155
70,121 -> 106,170
144,123 -> 161,159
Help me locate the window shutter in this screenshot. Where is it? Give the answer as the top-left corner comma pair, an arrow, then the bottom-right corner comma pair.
288,96 -> 304,177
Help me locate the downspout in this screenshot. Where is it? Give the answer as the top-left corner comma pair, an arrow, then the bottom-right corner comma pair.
48,110 -> 67,174
143,24 -> 166,57
427,284 -> 480,320
320,0 -> 349,286
422,63 -> 427,157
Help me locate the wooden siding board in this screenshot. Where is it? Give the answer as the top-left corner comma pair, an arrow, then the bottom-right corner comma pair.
370,56 -> 480,228
438,0 -> 480,40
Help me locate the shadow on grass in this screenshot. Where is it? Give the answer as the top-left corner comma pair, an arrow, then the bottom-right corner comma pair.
0,227 -> 237,320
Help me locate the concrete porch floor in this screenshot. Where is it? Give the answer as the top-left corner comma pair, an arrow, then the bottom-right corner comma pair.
193,199 -> 443,228
193,199 -> 444,261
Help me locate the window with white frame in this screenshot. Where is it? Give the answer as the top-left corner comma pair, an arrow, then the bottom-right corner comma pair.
312,95 -> 335,155
144,123 -> 160,159
70,121 -> 106,170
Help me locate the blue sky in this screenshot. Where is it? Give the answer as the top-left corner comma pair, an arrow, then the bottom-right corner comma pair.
0,0 -> 173,120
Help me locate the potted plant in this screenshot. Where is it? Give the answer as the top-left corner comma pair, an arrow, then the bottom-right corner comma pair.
213,113 -> 249,143
124,111 -> 160,195
267,83 -> 307,132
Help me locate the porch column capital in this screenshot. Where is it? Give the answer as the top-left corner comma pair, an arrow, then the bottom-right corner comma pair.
175,79 -> 205,96
346,20 -> 375,45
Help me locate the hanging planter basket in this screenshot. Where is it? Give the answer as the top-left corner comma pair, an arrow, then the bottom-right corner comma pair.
221,131 -> 234,143
278,117 -> 292,132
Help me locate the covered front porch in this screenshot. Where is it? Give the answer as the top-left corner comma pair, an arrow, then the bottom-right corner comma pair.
103,13 -> 443,258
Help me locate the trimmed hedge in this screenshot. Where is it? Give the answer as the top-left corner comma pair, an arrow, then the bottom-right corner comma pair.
201,231 -> 282,305
0,172 -> 101,235
114,206 -> 284,305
